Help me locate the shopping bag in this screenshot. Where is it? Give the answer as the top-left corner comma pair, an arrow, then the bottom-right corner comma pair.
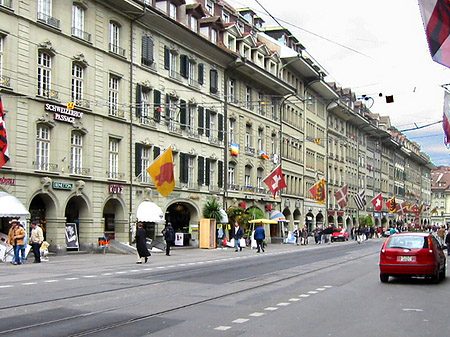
227,238 -> 235,247
239,238 -> 246,248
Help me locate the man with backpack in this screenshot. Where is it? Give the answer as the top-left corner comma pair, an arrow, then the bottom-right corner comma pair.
162,222 -> 175,256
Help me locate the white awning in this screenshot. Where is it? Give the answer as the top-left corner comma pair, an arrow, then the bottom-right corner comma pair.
136,201 -> 165,223
219,209 -> 228,223
0,192 -> 30,218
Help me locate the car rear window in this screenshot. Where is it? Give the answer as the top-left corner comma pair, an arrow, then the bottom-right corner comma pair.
386,236 -> 428,249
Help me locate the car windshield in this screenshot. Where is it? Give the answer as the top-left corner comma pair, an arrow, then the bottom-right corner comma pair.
386,236 -> 428,249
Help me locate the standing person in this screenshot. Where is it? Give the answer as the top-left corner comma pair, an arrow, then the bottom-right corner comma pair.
8,220 -> 25,265
302,227 -> 309,245
445,230 -> 450,256
254,224 -> 265,253
162,222 -> 175,256
135,222 -> 150,264
356,226 -> 364,244
293,228 -> 300,246
7,220 -> 18,264
29,222 -> 44,263
233,222 -> 244,252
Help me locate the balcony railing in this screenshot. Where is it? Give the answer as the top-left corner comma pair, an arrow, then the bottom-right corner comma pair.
0,75 -> 10,87
0,0 -> 13,9
107,171 -> 125,180
245,146 -> 255,155
74,99 -> 91,109
71,27 -> 92,42
69,167 -> 90,175
33,161 -> 58,172
140,115 -> 156,127
37,12 -> 60,29
38,88 -> 59,100
169,69 -> 182,81
227,183 -> 240,191
108,106 -> 125,118
109,43 -> 126,57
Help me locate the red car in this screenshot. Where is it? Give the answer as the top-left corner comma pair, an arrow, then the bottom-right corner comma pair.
379,232 -> 446,283
331,228 -> 349,242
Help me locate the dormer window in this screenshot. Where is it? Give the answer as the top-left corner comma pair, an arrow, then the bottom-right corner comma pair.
169,2 -> 177,19
190,16 -> 198,32
227,35 -> 235,51
206,0 -> 214,14
211,29 -> 218,43
223,11 -> 230,23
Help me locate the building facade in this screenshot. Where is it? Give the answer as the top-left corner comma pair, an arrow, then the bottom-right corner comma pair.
0,0 -> 434,253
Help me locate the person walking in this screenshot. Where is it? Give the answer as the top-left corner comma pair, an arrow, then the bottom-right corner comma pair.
7,220 -> 18,264
233,222 -> 244,252
7,219 -> 25,265
135,222 -> 150,264
301,227 -> 309,245
162,222 -> 175,256
445,230 -> 450,256
254,224 -> 265,253
29,222 -> 44,263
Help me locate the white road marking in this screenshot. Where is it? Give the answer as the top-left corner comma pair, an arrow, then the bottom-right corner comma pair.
156,266 -> 165,269
82,275 -> 96,278
299,294 -> 310,297
45,280 -> 58,283
249,312 -> 265,317
308,291 -> 318,294
0,285 -> 13,288
264,307 -> 279,311
22,282 -> 37,286
277,302 -> 290,306
130,269 -> 140,272
65,277 -> 79,280
289,298 -> 301,302
323,285 -> 333,288
214,326 -> 231,331
316,288 -> 326,291
101,273 -> 112,276
402,308 -> 423,312
232,318 -> 249,323
143,268 -> 153,271
115,271 -> 127,274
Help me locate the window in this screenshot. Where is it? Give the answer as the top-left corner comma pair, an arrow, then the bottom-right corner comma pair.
164,47 -> 178,79
245,165 -> 251,187
140,146 -> 151,183
190,16 -> 198,32
169,2 -> 177,19
246,86 -> 252,110
70,132 -> 83,174
227,35 -> 235,50
210,69 -> 218,94
228,78 -> 235,102
211,29 -> 218,43
108,138 -> 119,179
271,133 -> 277,155
137,85 -> 152,124
188,60 -> 195,86
167,95 -> 178,132
208,159 -> 216,188
229,118 -> 235,143
228,162 -> 235,185
188,157 -> 195,188
36,125 -> 50,170
109,22 -> 124,56
71,63 -> 84,104
245,124 -> 252,148
38,0 -> 59,28
187,105 -> 195,135
258,92 -> 264,115
108,75 -> 120,116
223,11 -> 230,23
257,168 -> 263,189
72,5 -> 89,41
37,52 -> 52,97
258,128 -> 263,151
141,35 -> 154,67
206,0 -> 214,14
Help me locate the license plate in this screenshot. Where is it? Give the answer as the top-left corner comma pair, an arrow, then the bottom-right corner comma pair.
400,256 -> 413,262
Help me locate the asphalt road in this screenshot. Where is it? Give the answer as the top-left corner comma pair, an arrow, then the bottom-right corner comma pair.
0,239 -> 448,337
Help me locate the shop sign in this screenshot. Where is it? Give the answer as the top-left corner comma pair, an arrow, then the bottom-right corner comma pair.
0,177 -> 16,185
337,211 -> 344,216
52,181 -> 73,190
45,103 -> 84,124
327,210 -> 335,215
189,194 -> 200,200
109,184 -> 124,194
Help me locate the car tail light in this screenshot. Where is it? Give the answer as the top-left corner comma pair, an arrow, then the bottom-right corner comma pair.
428,237 -> 434,254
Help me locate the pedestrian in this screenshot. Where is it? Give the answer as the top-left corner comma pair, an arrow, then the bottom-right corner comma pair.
7,219 -> 25,265
7,220 -> 18,264
437,226 -> 445,245
356,226 -> 364,244
445,230 -> 450,256
293,228 -> 300,246
301,227 -> 309,245
30,222 -> 44,263
233,222 -> 244,252
254,224 -> 265,253
135,222 -> 150,264
162,222 -> 175,256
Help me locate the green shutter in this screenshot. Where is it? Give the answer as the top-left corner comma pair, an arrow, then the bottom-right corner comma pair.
218,113 -> 224,141
218,161 -> 223,188
180,55 -> 188,78
135,143 -> 143,177
136,84 -> 142,118
180,100 -> 187,129
198,63 -> 204,85
164,46 -> 170,70
205,158 -> 210,186
198,106 -> 204,135
154,90 -> 161,122
198,156 -> 204,185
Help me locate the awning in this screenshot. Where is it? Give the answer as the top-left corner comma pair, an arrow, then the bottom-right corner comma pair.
269,210 -> 287,222
219,209 -> 228,224
0,192 -> 30,218
136,201 -> 165,223
249,218 -> 278,224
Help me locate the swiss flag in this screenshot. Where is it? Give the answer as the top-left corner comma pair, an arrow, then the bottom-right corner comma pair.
263,165 -> 287,196
371,193 -> 383,212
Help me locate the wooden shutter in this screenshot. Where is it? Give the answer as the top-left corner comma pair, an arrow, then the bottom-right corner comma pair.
180,153 -> 188,183
164,46 -> 170,70
180,100 -> 186,129
180,55 -> 188,78
198,156 -> 204,185
135,143 -> 143,177
165,94 -> 170,122
218,160 -> 223,188
210,69 -> 218,93
136,84 -> 142,117
198,106 -> 204,135
205,158 -> 210,186
205,109 -> 211,137
153,90 -> 161,122
218,113 -> 224,141
198,63 -> 204,85
153,146 -> 160,159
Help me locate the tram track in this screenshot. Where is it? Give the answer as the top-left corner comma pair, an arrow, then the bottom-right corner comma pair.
0,246 -> 379,336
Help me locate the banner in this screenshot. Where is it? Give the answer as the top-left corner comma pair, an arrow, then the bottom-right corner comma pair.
371,193 -> 383,212
386,196 -> 397,213
309,179 -> 326,205
263,165 -> 287,196
0,96 -> 9,168
146,148 -> 175,197
353,190 -> 367,210
334,185 -> 348,209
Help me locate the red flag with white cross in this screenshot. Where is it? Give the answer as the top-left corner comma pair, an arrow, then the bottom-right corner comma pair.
263,165 -> 287,196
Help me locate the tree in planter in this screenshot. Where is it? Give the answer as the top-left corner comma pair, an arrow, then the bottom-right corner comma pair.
202,198 -> 222,223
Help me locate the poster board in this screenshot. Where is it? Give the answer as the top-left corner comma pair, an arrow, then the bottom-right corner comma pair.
175,232 -> 184,246
65,223 -> 79,250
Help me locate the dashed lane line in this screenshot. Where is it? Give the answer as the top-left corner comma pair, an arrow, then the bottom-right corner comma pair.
249,312 -> 265,317
232,318 -> 249,323
214,326 -> 231,331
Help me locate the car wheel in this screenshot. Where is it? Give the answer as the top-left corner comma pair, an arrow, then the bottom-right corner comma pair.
380,274 -> 389,283
432,266 -> 441,284
439,264 -> 446,280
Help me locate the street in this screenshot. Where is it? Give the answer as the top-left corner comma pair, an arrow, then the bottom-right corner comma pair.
0,239 -> 448,337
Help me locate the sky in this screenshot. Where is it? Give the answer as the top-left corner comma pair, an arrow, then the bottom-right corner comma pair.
227,0 -> 450,166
